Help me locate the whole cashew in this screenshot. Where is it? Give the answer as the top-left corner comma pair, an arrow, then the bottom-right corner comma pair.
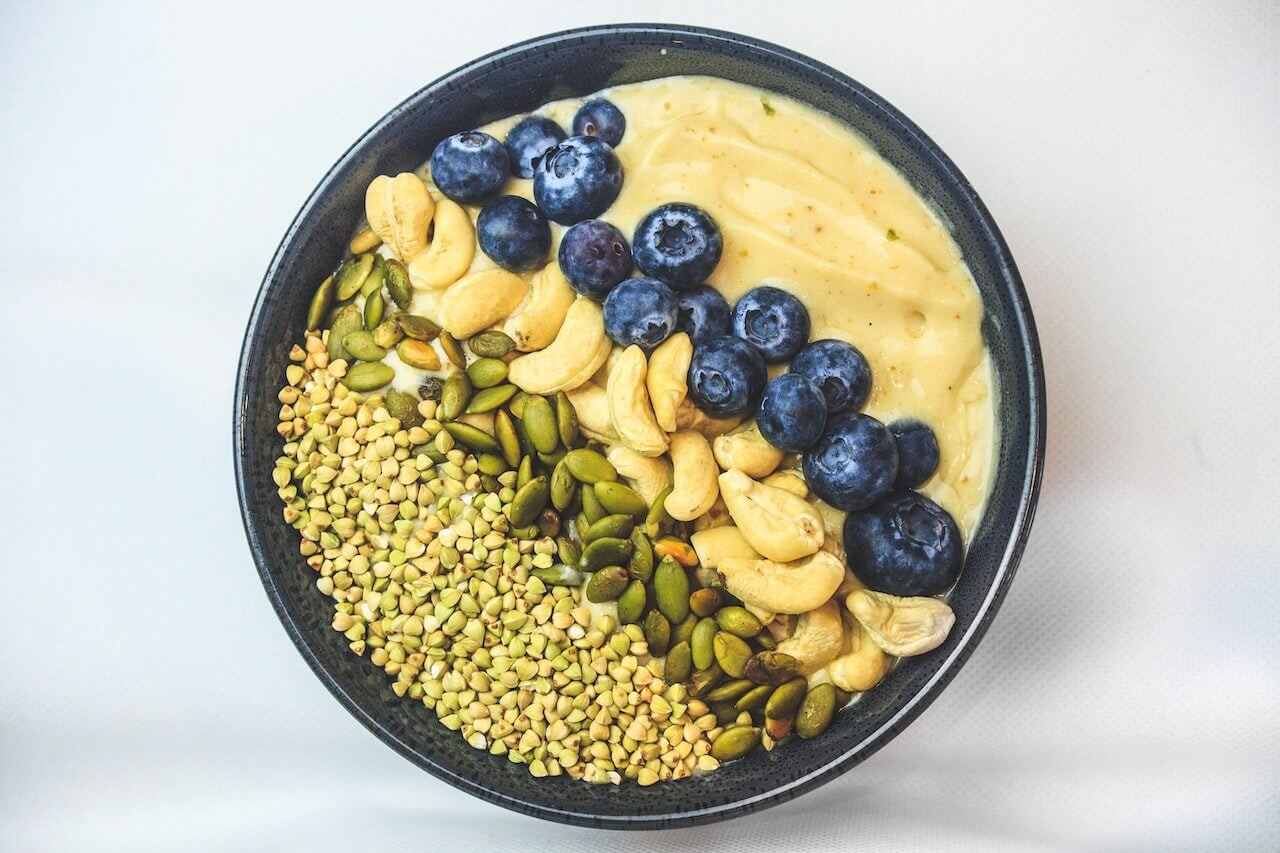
718,469 -> 824,562
607,345 -> 668,457
508,298 -> 611,394
504,262 -> 576,352
592,345 -> 625,388
718,549 -> 844,614
762,469 -> 808,498
437,268 -> 528,339
365,173 -> 434,261
607,446 -> 672,506
690,525 -> 759,570
664,430 -> 719,521
845,589 -> 956,657
828,620 -> 895,692
775,599 -> 844,675
407,198 -> 475,290
713,424 -> 785,477
646,333 -> 693,432
675,398 -> 742,438
566,382 -> 620,444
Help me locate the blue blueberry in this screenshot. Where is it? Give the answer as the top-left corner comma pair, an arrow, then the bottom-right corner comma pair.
632,204 -> 723,290
802,411 -> 898,511
533,136 -> 623,225
572,99 -> 626,148
889,420 -> 940,489
731,286 -> 810,363
686,336 -> 767,418
504,116 -> 566,179
791,339 -> 872,412
844,490 -> 962,597
674,285 -> 730,346
558,219 -> 632,298
476,196 -> 551,271
603,278 -> 677,350
757,374 -> 828,452
430,131 -> 510,204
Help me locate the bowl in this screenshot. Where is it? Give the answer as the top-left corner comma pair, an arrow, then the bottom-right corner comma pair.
234,23 -> 1045,829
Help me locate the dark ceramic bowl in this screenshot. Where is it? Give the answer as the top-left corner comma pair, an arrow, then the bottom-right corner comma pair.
234,23 -> 1045,829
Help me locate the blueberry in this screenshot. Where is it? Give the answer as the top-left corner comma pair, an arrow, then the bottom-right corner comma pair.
573,99 -> 626,147
603,277 -> 677,350
504,116 -> 566,179
802,411 -> 898,511
558,219 -> 632,298
889,420 -> 940,489
731,286 -> 810,363
687,336 -> 767,418
791,339 -> 872,412
533,136 -> 623,225
757,374 -> 828,452
844,491 -> 962,597
632,204 -> 723,289
674,285 -> 731,346
476,196 -> 551,271
430,131 -> 510,204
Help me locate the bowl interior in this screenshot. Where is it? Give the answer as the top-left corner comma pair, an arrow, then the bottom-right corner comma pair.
234,24 -> 1043,829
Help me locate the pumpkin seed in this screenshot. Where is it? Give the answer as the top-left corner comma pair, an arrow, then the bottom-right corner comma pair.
349,226 -> 381,255
694,566 -> 724,590
341,361 -> 394,392
549,459 -> 577,511
397,314 -> 440,342
563,448 -> 616,484
363,290 -> 385,329
372,318 -> 404,349
765,715 -> 794,740
653,558 -> 691,624
327,304 -> 363,361
306,275 -> 335,330
643,611 -> 671,656
795,683 -> 836,739
359,258 -> 385,297
594,481 -> 646,519
689,588 -> 721,617
764,677 -> 808,720
477,452 -> 507,475
715,606 -> 762,638
418,377 -> 443,401
342,330 -> 387,361
664,641 -> 692,683
671,614 -> 697,647
714,632 -> 752,678
583,513 -> 634,545
396,339 -> 440,370
531,564 -> 584,587
494,409 -> 521,467
755,632 -> 777,651
616,579 -> 647,625
508,391 -> 529,419
444,421 -> 500,454
705,678 -> 754,703
468,330 -> 515,358
522,395 -> 558,454
466,383 -> 518,414
437,373 -> 471,421
334,253 -> 374,300
579,536 -> 632,572
466,357 -> 508,389
385,388 -> 422,428
585,565 -> 629,603
580,485 -> 606,524
511,415 -> 537,459
554,390 -> 579,448
710,724 -> 761,761
743,651 -> 799,686
538,447 -> 566,470
508,475 -> 549,528
644,485 -> 673,538
557,537 -> 581,566
688,663 -> 723,697
628,529 -> 654,582
691,617 -> 718,671
384,258 -> 412,309
516,456 -> 533,490
439,331 -> 467,370
736,683 -> 774,712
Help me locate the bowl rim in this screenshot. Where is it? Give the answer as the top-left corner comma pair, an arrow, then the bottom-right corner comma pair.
234,22 -> 1046,829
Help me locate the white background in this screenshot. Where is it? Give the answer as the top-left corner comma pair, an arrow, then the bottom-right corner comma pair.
3,1 -> 1278,850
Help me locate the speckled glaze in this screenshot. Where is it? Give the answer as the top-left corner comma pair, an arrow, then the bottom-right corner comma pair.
234,24 -> 1045,829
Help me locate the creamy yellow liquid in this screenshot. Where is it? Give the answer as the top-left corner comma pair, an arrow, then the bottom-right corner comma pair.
448,76 -> 994,538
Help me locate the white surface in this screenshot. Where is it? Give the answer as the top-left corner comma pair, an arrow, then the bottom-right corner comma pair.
3,1 -> 1278,850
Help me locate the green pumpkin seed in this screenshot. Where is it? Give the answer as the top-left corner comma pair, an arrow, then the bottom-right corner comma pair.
397,339 -> 441,370
349,226 -> 381,255
550,459 -> 577,511
664,641 -> 692,682
594,481 -> 647,519
397,314 -> 441,342
508,391 -> 529,419
384,258 -> 412,309
556,537 -> 581,566
477,453 -> 507,475
437,373 -> 471,421
653,559 -> 691,624
689,588 -> 722,617
583,514 -> 634,545
616,579 -> 647,625
694,566 -> 724,590
306,275 -> 335,330
511,415 -> 537,459
764,677 -> 808,720
363,290 -> 385,329
466,357 -> 508,389
341,330 -> 387,362
341,361 -> 394,392
711,725 -> 761,761
334,253 -> 375,300
516,456 -> 533,490
705,678 -> 754,704
372,318 -> 404,349
755,632 -> 777,651
580,485 -> 606,524
563,448 -> 616,483
532,564 -> 584,587
671,614 -> 698,647
691,617 -> 718,670
508,475 -> 549,528
439,332 -> 467,371
744,651 -> 800,686
644,485 -> 674,538
444,421 -> 500,454
554,391 -> 580,448
688,663 -> 723,697
359,258 -> 385,298
579,536 -> 632,572
327,304 -> 363,361
629,530 -> 654,582
466,383 -> 518,414
522,395 -> 558,454
714,632 -> 752,679
468,330 -> 515,358
736,683 -> 775,712
710,702 -> 741,723
494,409 -> 521,467
585,565 -> 629,603
716,606 -> 762,638
643,610 -> 671,656
795,683 -> 836,739
385,388 -> 422,428
538,447 -> 566,470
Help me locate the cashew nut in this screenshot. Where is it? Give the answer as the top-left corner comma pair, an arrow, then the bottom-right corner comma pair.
606,446 -> 672,505
775,600 -> 844,675
504,262 -> 575,351
436,268 -> 528,339
607,345 -> 668,457
689,525 -> 760,569
591,344 -> 625,388
762,469 -> 807,498
407,198 -> 475,290
718,469 -> 824,562
845,589 -> 955,657
664,430 -> 719,521
828,620 -> 895,692
691,496 -> 731,532
508,298 -> 611,394
566,382 -> 620,444
713,424 -> 785,477
717,549 -> 844,614
365,173 -> 434,261
646,333 -> 692,432
675,398 -> 742,438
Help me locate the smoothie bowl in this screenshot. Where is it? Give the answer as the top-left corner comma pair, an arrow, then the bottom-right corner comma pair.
234,24 -> 1044,828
